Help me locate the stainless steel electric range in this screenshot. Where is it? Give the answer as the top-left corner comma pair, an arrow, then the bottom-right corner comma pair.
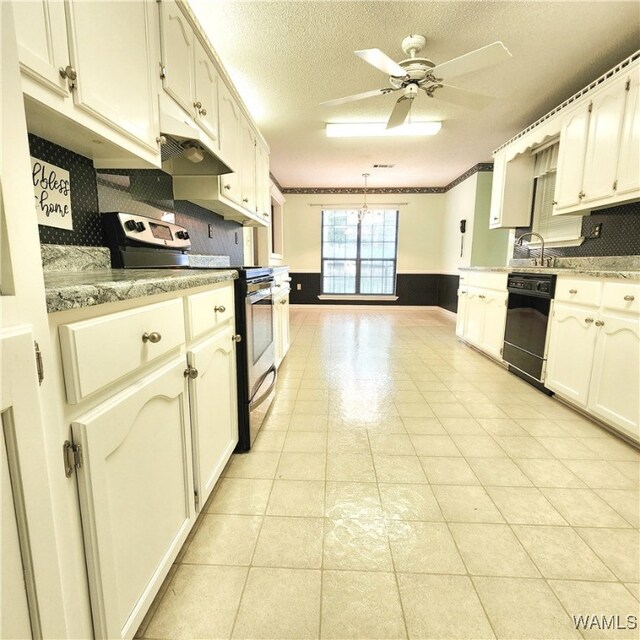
103,211 -> 276,452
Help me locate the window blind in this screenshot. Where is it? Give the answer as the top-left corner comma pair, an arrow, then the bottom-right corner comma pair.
532,143 -> 583,243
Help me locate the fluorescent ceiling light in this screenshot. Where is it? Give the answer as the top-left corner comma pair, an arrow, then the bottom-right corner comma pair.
326,122 -> 441,137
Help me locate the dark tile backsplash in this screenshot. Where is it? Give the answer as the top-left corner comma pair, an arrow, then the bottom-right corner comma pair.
514,200 -> 640,259
29,134 -> 243,263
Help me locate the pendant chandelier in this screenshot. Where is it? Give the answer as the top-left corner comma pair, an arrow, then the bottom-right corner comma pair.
357,173 -> 370,222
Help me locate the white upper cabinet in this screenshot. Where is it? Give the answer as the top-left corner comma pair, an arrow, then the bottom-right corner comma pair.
489,149 -> 535,229
616,70 -> 640,196
13,0 -> 69,95
15,0 -> 161,167
159,0 -> 195,117
240,116 -> 257,214
218,79 -> 242,201
554,102 -> 590,211
581,75 -> 627,205
554,59 -> 640,215
193,38 -> 220,146
159,1 -> 221,151
66,0 -> 159,150
256,141 -> 271,223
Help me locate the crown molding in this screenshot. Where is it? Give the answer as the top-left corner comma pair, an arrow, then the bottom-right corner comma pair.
279,163 -> 493,194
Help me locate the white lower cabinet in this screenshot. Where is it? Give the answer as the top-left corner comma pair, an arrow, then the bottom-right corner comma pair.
187,325 -> 238,511
460,285 -> 507,361
72,357 -> 195,640
546,279 -> 640,443
455,288 -> 467,338
273,271 -> 291,368
587,311 -> 640,437
545,302 -> 598,405
56,281 -> 240,639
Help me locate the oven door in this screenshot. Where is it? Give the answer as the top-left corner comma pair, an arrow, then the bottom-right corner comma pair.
245,280 -> 276,407
503,290 -> 552,381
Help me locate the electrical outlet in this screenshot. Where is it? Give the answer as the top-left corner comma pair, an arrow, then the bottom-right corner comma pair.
593,223 -> 602,238
296,283 -> 302,290
208,224 -> 214,238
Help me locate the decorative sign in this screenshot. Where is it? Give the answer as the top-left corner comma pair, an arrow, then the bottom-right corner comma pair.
30,157 -> 73,230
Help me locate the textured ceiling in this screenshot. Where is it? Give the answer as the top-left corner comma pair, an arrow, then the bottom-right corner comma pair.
189,1 -> 640,188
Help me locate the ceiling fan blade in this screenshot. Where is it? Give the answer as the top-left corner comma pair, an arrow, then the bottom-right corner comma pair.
320,87 -> 397,107
354,48 -> 407,77
386,95 -> 413,129
427,84 -> 495,110
430,41 -> 512,80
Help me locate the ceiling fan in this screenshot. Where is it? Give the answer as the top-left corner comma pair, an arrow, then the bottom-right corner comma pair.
321,35 -> 512,129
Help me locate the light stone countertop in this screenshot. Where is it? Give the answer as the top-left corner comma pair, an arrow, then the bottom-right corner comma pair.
459,266 -> 640,280
44,268 -> 238,313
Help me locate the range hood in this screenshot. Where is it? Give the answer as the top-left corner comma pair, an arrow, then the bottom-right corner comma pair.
159,96 -> 233,176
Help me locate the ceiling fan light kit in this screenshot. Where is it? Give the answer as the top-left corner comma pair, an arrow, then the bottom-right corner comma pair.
326,121 -> 442,137
321,35 -> 511,130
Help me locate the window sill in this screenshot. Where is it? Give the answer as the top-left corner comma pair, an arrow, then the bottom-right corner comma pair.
318,294 -> 399,301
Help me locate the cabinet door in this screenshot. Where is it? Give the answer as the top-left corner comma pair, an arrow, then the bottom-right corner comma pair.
588,311 -> 640,440
554,103 -> 590,212
616,71 -> 640,196
281,293 -> 290,360
545,302 -> 598,405
66,0 -> 159,150
159,0 -> 195,117
581,78 -> 627,205
72,358 -> 195,640
273,295 -> 283,367
13,0 -> 69,95
193,37 -> 219,147
240,117 -> 257,214
464,290 -> 484,346
488,152 -> 506,228
480,292 -> 507,360
256,141 -> 271,222
218,80 -> 241,202
455,289 -> 468,338
187,327 -> 238,511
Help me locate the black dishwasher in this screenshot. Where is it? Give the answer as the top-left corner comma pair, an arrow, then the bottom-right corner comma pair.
503,273 -> 556,391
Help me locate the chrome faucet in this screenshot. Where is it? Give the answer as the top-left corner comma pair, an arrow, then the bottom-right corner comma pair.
515,232 -> 547,266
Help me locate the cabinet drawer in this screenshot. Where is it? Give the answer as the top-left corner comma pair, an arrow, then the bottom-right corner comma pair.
186,283 -> 235,341
602,281 -> 640,314
467,271 -> 508,290
555,277 -> 602,307
59,299 -> 185,404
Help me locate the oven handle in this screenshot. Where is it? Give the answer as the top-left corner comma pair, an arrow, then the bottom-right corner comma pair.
247,280 -> 274,295
249,365 -> 277,411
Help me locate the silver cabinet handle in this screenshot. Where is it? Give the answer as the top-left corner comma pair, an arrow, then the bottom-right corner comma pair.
459,291 -> 466,295
243,198 -> 249,203
224,184 -> 231,190
275,284 -> 281,288
214,305 -> 226,313
262,213 -> 269,218
479,294 -> 486,299
624,295 -> 635,301
142,331 -> 162,343
232,334 -> 242,343
184,365 -> 198,379
584,318 -> 594,324
200,108 -> 207,116
280,299 -> 287,305
595,320 -> 605,327
569,289 -> 578,294
193,101 -> 202,109
59,65 -> 77,81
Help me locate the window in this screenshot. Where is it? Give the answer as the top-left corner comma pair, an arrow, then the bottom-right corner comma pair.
321,209 -> 398,295
531,142 -> 583,243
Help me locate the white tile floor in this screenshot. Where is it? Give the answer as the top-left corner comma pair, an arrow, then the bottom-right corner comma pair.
138,307 -> 640,640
